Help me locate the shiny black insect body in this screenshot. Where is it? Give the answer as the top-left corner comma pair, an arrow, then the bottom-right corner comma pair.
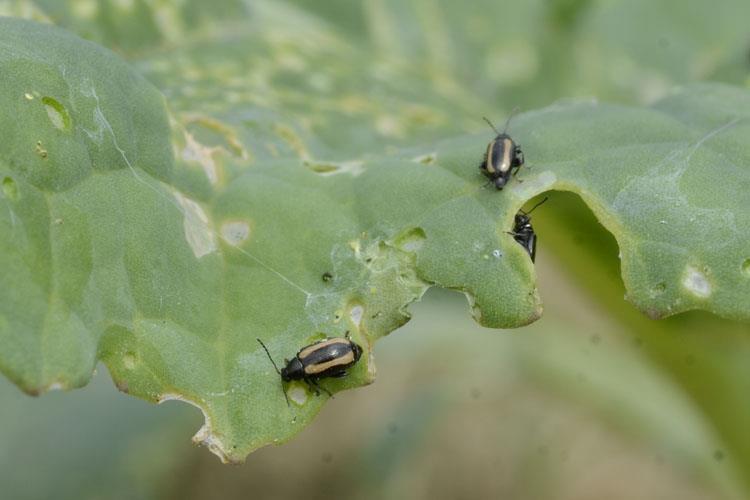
256,333 -> 363,406
479,114 -> 525,190
508,197 -> 548,262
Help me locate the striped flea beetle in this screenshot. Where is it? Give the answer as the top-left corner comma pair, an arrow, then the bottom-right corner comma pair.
479,113 -> 525,190
508,197 -> 548,262
256,332 -> 363,406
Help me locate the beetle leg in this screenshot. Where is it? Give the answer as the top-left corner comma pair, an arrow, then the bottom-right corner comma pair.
479,163 -> 495,189
303,378 -> 319,396
307,378 -> 333,398
318,384 -> 333,397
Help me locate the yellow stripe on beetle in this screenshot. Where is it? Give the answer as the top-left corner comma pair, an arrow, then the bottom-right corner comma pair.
297,338 -> 349,359
500,137 -> 513,173
304,351 -> 356,375
485,140 -> 497,174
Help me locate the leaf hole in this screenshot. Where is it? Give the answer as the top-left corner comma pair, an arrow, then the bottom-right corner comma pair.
273,123 -> 309,159
221,220 -> 251,246
304,161 -> 340,174
682,266 -> 712,298
2,177 -> 19,200
303,160 -> 365,176
412,152 -> 437,165
175,193 -> 217,258
289,385 -> 308,405
393,227 -> 426,252
41,96 -> 72,131
348,302 -> 365,327
306,332 -> 328,344
123,351 -> 138,370
184,116 -> 247,158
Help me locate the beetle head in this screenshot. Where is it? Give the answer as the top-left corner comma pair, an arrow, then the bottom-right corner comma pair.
281,357 -> 303,381
514,212 -> 530,227
350,341 -> 363,363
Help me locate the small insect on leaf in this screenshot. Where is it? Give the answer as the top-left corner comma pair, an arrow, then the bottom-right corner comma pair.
479,110 -> 525,190
507,197 -> 548,262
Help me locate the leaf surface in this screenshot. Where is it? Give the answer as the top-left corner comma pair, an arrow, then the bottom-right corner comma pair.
0,14 -> 749,462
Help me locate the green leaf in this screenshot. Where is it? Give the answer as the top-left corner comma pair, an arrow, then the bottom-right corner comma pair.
524,84 -> 750,320
0,16 -> 173,392
1,15 -> 749,464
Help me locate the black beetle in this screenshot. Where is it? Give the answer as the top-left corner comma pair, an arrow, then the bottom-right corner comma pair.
256,332 -> 363,406
479,113 -> 525,190
508,197 -> 548,262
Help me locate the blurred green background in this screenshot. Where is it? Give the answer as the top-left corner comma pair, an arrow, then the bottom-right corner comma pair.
1,0 -> 750,498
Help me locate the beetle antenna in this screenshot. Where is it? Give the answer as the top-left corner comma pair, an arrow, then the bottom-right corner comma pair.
526,196 -> 549,214
279,380 -> 290,407
256,338 -> 281,375
502,106 -> 521,134
482,116 -> 500,135
256,338 -> 290,407
519,196 -> 549,216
